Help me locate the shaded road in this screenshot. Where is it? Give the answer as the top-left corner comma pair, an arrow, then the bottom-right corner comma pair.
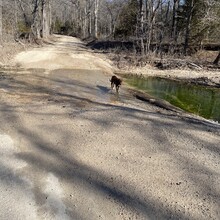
0,35 -> 220,220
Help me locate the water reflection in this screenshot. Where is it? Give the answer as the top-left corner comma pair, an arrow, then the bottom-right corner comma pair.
126,76 -> 220,123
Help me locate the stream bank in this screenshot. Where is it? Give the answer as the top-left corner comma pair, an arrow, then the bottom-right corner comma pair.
121,74 -> 220,123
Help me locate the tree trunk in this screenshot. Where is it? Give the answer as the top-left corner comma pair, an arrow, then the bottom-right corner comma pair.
94,0 -> 99,38
106,2 -> 113,36
139,0 -> 145,56
0,0 -> 2,44
165,1 -> 170,24
17,0 -> 29,27
184,0 -> 194,55
145,0 -> 161,54
171,0 -> 179,42
171,0 -> 179,53
14,0 -> 18,36
146,23 -> 153,53
86,0 -> 92,37
32,0 -> 41,39
213,51 -> 220,65
145,0 -> 151,54
83,6 -> 87,38
42,0 -> 51,38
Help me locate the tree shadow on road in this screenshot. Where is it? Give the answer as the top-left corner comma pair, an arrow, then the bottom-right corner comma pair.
0,68 -> 220,219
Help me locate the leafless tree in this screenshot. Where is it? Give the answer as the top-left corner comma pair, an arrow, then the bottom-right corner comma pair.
145,0 -> 161,54
42,0 -> 51,38
32,0 -> 41,39
0,0 -> 2,44
94,0 -> 99,38
171,0 -> 179,43
139,0 -> 146,56
184,0 -> 194,55
0,0 -> 219,61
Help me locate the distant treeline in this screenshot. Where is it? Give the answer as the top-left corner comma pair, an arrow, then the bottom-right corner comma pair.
0,0 -> 220,62
88,40 -> 220,54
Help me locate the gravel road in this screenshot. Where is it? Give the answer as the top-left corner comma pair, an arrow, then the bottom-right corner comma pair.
0,35 -> 220,220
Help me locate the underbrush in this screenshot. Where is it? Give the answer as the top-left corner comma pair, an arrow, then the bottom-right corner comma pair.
0,42 -> 27,65
86,39 -> 220,71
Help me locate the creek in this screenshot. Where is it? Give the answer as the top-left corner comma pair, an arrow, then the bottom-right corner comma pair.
126,76 -> 220,123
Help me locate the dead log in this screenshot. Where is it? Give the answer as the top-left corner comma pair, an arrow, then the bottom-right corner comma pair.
213,51 -> 220,65
187,62 -> 203,70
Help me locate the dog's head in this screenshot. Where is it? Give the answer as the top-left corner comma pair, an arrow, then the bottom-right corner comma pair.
110,75 -> 117,82
110,75 -> 122,84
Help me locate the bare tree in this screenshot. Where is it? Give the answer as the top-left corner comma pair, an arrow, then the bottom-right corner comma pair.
17,0 -> 30,27
82,0 -> 93,38
171,0 -> 179,43
184,0 -> 194,55
139,0 -> 145,56
104,0 -> 125,37
145,0 -> 161,54
42,0 -> 51,38
32,0 -> 41,39
0,0 -> 2,44
2,0 -> 218,57
94,0 -> 99,38
170,0 -> 180,53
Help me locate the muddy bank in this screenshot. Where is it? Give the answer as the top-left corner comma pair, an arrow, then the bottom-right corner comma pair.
115,71 -> 220,124
127,88 -> 184,113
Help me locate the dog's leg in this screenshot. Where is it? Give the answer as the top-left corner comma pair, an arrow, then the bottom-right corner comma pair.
116,85 -> 119,93
111,82 -> 114,89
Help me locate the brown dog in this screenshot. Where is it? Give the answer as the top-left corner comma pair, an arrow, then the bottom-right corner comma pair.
110,75 -> 122,93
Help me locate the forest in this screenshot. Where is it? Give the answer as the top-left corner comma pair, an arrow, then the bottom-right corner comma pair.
0,0 -> 220,65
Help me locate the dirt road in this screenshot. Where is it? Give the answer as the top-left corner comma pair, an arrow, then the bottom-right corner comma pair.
0,35 -> 220,220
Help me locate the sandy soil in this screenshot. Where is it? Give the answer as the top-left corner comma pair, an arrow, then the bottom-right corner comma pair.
0,35 -> 220,220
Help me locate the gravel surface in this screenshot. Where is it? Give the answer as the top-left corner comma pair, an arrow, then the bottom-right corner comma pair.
0,35 -> 220,220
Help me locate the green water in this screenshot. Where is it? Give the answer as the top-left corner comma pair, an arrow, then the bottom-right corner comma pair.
126,76 -> 220,123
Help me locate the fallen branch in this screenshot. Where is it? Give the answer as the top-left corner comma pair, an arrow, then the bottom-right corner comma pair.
128,88 -> 183,113
15,39 -> 25,46
187,62 -> 203,70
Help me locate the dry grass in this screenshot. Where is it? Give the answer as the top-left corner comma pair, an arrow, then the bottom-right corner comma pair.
0,42 -> 27,66
192,50 -> 219,64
